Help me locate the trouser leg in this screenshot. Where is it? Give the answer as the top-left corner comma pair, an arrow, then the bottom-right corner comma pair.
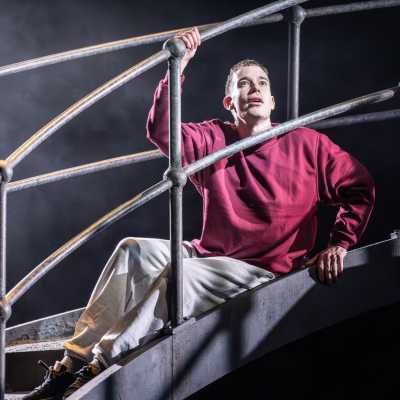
64,237 -> 190,362
92,254 -> 274,366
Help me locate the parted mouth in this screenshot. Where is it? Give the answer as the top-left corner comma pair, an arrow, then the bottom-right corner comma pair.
247,97 -> 263,103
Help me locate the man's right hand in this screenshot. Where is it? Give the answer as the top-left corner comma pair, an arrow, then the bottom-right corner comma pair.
175,27 -> 202,73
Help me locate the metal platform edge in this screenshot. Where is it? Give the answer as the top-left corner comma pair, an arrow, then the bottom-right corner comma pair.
61,236 -> 400,400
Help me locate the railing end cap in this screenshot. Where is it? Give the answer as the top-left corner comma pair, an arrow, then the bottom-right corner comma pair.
163,37 -> 187,59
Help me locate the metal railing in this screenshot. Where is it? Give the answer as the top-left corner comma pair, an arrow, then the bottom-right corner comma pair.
0,0 -> 399,397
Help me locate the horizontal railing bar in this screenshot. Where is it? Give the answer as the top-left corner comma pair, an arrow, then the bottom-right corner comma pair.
185,85 -> 399,177
0,1 -> 307,79
307,0 -> 400,18
6,50 -> 169,170
4,0 -> 306,172
1,1 -> 399,78
0,2 -> 301,79
0,29 -> 185,79
199,0 -> 309,42
310,109 -> 400,129
6,179 -> 172,306
8,149 -> 163,193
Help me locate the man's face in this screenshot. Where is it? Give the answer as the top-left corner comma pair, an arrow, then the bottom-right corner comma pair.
224,65 -> 275,124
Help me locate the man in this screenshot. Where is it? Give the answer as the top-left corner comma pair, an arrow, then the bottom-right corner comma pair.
24,27 -> 374,399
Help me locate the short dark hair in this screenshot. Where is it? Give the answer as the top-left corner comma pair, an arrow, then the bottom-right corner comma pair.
225,59 -> 270,95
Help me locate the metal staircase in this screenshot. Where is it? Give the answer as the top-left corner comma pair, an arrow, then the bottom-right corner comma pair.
0,0 -> 399,399
5,234 -> 400,398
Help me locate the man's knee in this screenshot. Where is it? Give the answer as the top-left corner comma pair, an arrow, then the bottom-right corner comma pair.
116,237 -> 169,259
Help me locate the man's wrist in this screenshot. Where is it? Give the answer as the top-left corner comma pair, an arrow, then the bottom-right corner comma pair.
328,243 -> 349,252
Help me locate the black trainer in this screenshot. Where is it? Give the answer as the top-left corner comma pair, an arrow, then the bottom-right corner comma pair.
62,364 -> 99,399
22,360 -> 75,400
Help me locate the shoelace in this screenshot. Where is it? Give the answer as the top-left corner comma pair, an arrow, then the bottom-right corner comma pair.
32,360 -> 53,390
38,360 -> 51,372
75,365 -> 93,380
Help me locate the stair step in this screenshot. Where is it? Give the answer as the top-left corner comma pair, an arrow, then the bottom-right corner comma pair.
7,339 -> 65,353
6,340 -> 66,393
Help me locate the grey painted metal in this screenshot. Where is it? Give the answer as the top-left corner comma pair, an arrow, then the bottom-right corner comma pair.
286,6 -> 306,120
167,54 -> 185,327
50,236 -> 400,400
0,182 -> 6,400
5,50 -> 170,170
307,0 -> 400,18
7,150 -> 163,193
75,336 -> 173,400
310,109 -> 400,129
3,235 -> 399,394
4,0 -> 308,170
199,0 -> 309,42
0,0 -> 307,80
0,16 -> 284,79
185,85 -> 399,177
5,179 -> 172,307
6,307 -> 84,346
0,1 -> 400,79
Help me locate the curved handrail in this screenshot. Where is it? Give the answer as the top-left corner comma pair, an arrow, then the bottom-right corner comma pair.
5,0 -> 308,172
6,83 -> 399,306
5,50 -> 169,170
6,107 -> 400,194
6,179 -> 172,306
185,85 -> 399,177
310,109 -> 400,130
307,0 -> 400,17
7,149 -> 163,193
0,1 -> 398,78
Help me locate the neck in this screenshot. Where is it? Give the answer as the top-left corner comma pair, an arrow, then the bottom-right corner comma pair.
235,118 -> 272,139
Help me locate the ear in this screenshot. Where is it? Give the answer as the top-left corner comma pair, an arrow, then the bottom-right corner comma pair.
271,95 -> 276,111
223,95 -> 233,111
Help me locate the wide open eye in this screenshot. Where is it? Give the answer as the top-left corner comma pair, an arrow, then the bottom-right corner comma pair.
238,80 -> 249,87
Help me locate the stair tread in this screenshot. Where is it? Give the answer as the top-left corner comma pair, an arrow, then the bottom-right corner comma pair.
6,339 -> 66,353
6,394 -> 28,399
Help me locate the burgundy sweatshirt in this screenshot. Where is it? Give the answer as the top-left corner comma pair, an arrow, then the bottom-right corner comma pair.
146,75 -> 375,274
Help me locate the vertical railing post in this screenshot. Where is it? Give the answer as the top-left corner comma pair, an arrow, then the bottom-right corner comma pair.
163,39 -> 187,328
0,161 -> 12,400
286,5 -> 306,120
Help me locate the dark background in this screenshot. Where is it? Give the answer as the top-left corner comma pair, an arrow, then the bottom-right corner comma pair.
0,0 -> 399,397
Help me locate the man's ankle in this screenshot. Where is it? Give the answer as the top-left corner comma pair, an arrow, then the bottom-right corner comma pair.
58,355 -> 85,373
89,357 -> 105,375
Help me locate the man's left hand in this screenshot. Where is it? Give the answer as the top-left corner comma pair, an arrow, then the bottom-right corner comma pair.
304,246 -> 347,285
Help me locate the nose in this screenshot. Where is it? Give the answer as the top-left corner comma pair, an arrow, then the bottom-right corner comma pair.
249,82 -> 261,92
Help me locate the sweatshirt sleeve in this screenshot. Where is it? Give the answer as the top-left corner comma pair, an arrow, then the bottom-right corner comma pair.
316,133 -> 375,250
146,72 -> 208,185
